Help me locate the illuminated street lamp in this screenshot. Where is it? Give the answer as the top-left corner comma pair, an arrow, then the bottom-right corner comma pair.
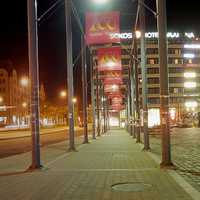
0,96 -> 3,104
20,77 -> 29,87
72,97 -> 77,104
92,0 -> 108,4
22,102 -> 28,108
60,90 -> 67,98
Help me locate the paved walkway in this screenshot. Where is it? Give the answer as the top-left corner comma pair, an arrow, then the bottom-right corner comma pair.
0,129 -> 198,200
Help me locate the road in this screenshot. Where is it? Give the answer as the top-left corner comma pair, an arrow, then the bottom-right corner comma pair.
0,127 -> 87,158
149,127 -> 200,192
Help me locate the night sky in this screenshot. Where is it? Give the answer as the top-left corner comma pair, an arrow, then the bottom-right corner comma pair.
0,0 -> 199,103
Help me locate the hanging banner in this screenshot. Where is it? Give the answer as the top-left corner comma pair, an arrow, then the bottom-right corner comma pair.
85,11 -> 120,45
104,84 -> 120,93
104,77 -> 123,85
112,97 -> 122,104
98,47 -> 122,71
107,93 -> 124,99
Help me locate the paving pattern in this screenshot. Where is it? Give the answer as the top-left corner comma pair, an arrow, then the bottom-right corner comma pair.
148,128 -> 200,192
0,129 -> 194,200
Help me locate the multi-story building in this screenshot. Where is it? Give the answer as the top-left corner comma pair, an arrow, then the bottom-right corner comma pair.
0,60 -> 29,126
92,32 -> 200,126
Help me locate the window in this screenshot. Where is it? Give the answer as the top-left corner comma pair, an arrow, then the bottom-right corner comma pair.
148,98 -> 160,104
147,68 -> 159,74
146,48 -> 158,54
148,78 -> 159,84
188,59 -> 193,64
148,88 -> 160,94
174,59 -> 179,64
147,58 -> 159,65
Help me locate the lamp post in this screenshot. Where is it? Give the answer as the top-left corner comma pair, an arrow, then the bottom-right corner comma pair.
65,0 -> 76,151
140,0 -> 150,151
156,0 -> 173,167
27,0 -> 41,169
81,35 -> 89,144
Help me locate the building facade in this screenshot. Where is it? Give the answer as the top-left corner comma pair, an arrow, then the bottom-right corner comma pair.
92,32 -> 200,127
0,61 -> 29,126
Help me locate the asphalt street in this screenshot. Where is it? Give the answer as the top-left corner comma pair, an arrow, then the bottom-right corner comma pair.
0,127 -> 87,158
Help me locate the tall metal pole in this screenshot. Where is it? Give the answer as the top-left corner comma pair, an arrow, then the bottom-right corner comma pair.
65,0 -> 75,151
103,87 -> 106,133
134,37 -> 141,143
140,0 -> 150,150
81,35 -> 89,144
96,70 -> 101,136
90,49 -> 96,139
156,0 -> 173,167
27,0 -> 41,169
128,69 -> 133,136
130,60 -> 136,138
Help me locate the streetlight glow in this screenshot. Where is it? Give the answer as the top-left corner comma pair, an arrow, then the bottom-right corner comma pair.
0,97 -> 3,103
20,77 -> 29,87
60,90 -> 67,98
72,97 -> 77,103
92,0 -> 108,4
22,102 -> 28,108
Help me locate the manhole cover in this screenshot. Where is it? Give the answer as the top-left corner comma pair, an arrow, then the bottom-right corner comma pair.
111,182 -> 152,192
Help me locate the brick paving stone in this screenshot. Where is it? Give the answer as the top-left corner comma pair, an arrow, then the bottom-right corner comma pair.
0,129 -> 196,200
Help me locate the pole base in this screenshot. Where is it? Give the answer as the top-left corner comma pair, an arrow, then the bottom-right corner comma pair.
142,147 -> 151,152
28,164 -> 43,172
92,137 -> 96,140
68,147 -> 77,152
160,162 -> 176,169
83,140 -> 90,144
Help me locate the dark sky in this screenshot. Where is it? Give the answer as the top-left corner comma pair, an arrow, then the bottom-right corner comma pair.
0,0 -> 199,103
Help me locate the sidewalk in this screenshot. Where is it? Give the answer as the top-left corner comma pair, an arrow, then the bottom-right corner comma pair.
0,129 -> 198,200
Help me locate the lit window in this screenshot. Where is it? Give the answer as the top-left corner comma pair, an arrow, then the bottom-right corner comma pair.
188,59 -> 193,64
184,72 -> 196,78
174,59 -> 179,64
149,59 -> 155,65
184,82 -> 197,88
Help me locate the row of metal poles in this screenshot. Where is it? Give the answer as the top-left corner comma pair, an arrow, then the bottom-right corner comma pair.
126,0 -> 173,168
27,0 -> 173,170
27,0 -> 110,169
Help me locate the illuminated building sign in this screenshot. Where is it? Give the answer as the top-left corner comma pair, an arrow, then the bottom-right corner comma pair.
110,32 -> 195,40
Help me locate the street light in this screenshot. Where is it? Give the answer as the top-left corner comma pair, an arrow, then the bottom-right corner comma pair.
22,102 -> 28,108
0,97 -> 3,104
20,77 -> 29,87
60,90 -> 67,98
92,0 -> 108,4
72,97 -> 77,104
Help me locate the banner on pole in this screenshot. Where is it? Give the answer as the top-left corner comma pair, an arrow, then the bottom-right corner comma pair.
86,11 -> 120,45
97,47 -> 122,71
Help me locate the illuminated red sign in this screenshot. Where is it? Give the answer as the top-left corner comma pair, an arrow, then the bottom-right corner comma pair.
85,11 -> 120,45
98,47 -> 122,71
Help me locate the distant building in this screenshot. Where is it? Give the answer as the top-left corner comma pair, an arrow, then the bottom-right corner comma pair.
92,32 -> 200,126
0,60 -> 29,126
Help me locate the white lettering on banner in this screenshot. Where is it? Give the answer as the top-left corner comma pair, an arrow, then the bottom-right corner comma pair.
110,32 -> 195,39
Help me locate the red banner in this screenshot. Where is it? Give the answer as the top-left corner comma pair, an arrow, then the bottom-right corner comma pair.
112,97 -> 122,104
98,47 -> 122,71
104,77 -> 123,85
104,84 -> 120,93
86,11 -> 120,45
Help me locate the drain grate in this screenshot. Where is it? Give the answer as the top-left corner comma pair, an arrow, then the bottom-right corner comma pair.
111,182 -> 152,192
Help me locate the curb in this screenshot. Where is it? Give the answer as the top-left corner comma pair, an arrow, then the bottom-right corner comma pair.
147,151 -> 200,200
